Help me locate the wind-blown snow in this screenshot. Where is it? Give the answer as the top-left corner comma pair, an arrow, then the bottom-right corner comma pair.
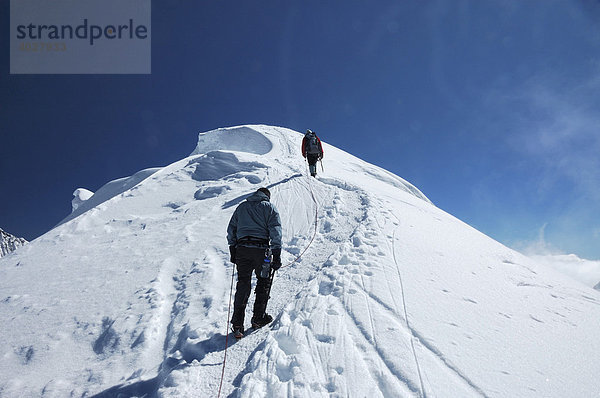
190,126 -> 273,156
0,125 -> 599,397
59,167 -> 161,226
527,253 -> 600,289
72,188 -> 94,212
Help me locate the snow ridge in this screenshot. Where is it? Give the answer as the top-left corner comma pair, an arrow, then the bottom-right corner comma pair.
1,125 -> 599,398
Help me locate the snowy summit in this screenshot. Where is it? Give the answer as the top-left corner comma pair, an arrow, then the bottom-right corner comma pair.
0,125 -> 599,397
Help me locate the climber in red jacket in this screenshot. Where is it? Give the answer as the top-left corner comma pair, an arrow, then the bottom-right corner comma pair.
301,129 -> 323,177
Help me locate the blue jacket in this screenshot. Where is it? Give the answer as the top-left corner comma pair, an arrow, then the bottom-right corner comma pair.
227,190 -> 282,249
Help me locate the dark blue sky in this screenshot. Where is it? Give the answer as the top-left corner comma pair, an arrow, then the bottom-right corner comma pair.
2,1 -> 600,259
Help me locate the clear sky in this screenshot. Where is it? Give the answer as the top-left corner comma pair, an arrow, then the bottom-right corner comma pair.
1,1 -> 599,259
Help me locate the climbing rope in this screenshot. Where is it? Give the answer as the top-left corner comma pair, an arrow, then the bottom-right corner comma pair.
280,173 -> 319,269
217,265 -> 236,398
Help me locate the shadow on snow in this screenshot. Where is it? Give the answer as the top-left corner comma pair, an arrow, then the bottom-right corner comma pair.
221,173 -> 303,209
92,329 -> 240,398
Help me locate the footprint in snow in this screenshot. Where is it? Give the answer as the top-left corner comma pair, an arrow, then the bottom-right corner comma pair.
301,319 -> 312,328
338,255 -> 351,265
315,334 -> 336,344
318,281 -> 334,296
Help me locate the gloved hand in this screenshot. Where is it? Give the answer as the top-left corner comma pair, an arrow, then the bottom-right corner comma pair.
271,248 -> 282,270
229,246 -> 236,263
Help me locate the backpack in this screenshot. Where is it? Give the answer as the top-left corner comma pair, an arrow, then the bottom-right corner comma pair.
305,132 -> 321,155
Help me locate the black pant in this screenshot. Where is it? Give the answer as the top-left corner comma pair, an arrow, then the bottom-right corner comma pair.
231,246 -> 272,326
307,154 -> 320,175
306,153 -> 320,166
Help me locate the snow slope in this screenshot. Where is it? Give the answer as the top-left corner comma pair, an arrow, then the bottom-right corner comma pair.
1,125 -> 599,397
0,228 -> 27,257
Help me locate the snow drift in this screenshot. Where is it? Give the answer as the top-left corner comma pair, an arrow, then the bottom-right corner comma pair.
0,125 -> 599,398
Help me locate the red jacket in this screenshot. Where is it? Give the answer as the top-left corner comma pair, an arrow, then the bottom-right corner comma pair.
301,135 -> 324,158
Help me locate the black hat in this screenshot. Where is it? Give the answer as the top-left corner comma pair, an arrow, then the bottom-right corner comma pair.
257,187 -> 270,198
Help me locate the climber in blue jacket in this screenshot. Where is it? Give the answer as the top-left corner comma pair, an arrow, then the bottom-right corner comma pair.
227,187 -> 282,338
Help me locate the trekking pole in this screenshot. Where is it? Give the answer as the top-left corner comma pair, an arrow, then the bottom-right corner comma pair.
264,267 -> 276,311
218,264 -> 236,398
320,159 -> 324,172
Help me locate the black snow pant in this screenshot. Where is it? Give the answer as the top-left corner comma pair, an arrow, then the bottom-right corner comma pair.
231,246 -> 272,327
307,154 -> 320,176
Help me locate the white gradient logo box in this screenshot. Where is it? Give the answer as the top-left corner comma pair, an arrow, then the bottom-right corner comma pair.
10,0 -> 151,74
